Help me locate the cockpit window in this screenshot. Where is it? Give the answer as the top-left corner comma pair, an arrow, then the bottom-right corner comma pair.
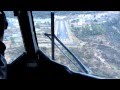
3,11 -> 25,64
32,11 -> 52,59
54,11 -> 120,78
33,11 -> 120,79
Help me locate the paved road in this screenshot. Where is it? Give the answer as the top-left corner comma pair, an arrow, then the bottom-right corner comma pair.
57,20 -> 69,40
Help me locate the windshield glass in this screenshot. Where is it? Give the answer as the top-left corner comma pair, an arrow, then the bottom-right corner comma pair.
33,11 -> 120,79
3,11 -> 25,64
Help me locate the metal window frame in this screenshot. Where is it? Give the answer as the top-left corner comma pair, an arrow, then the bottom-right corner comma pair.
51,12 -> 55,60
14,11 -> 39,59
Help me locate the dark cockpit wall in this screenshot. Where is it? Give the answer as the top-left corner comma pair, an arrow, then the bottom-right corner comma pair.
7,49 -> 102,80
6,11 -> 102,80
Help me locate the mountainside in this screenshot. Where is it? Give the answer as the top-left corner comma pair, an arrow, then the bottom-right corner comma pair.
70,11 -> 120,78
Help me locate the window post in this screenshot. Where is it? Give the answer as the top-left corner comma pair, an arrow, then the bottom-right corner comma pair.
51,12 -> 55,60
15,11 -> 39,59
